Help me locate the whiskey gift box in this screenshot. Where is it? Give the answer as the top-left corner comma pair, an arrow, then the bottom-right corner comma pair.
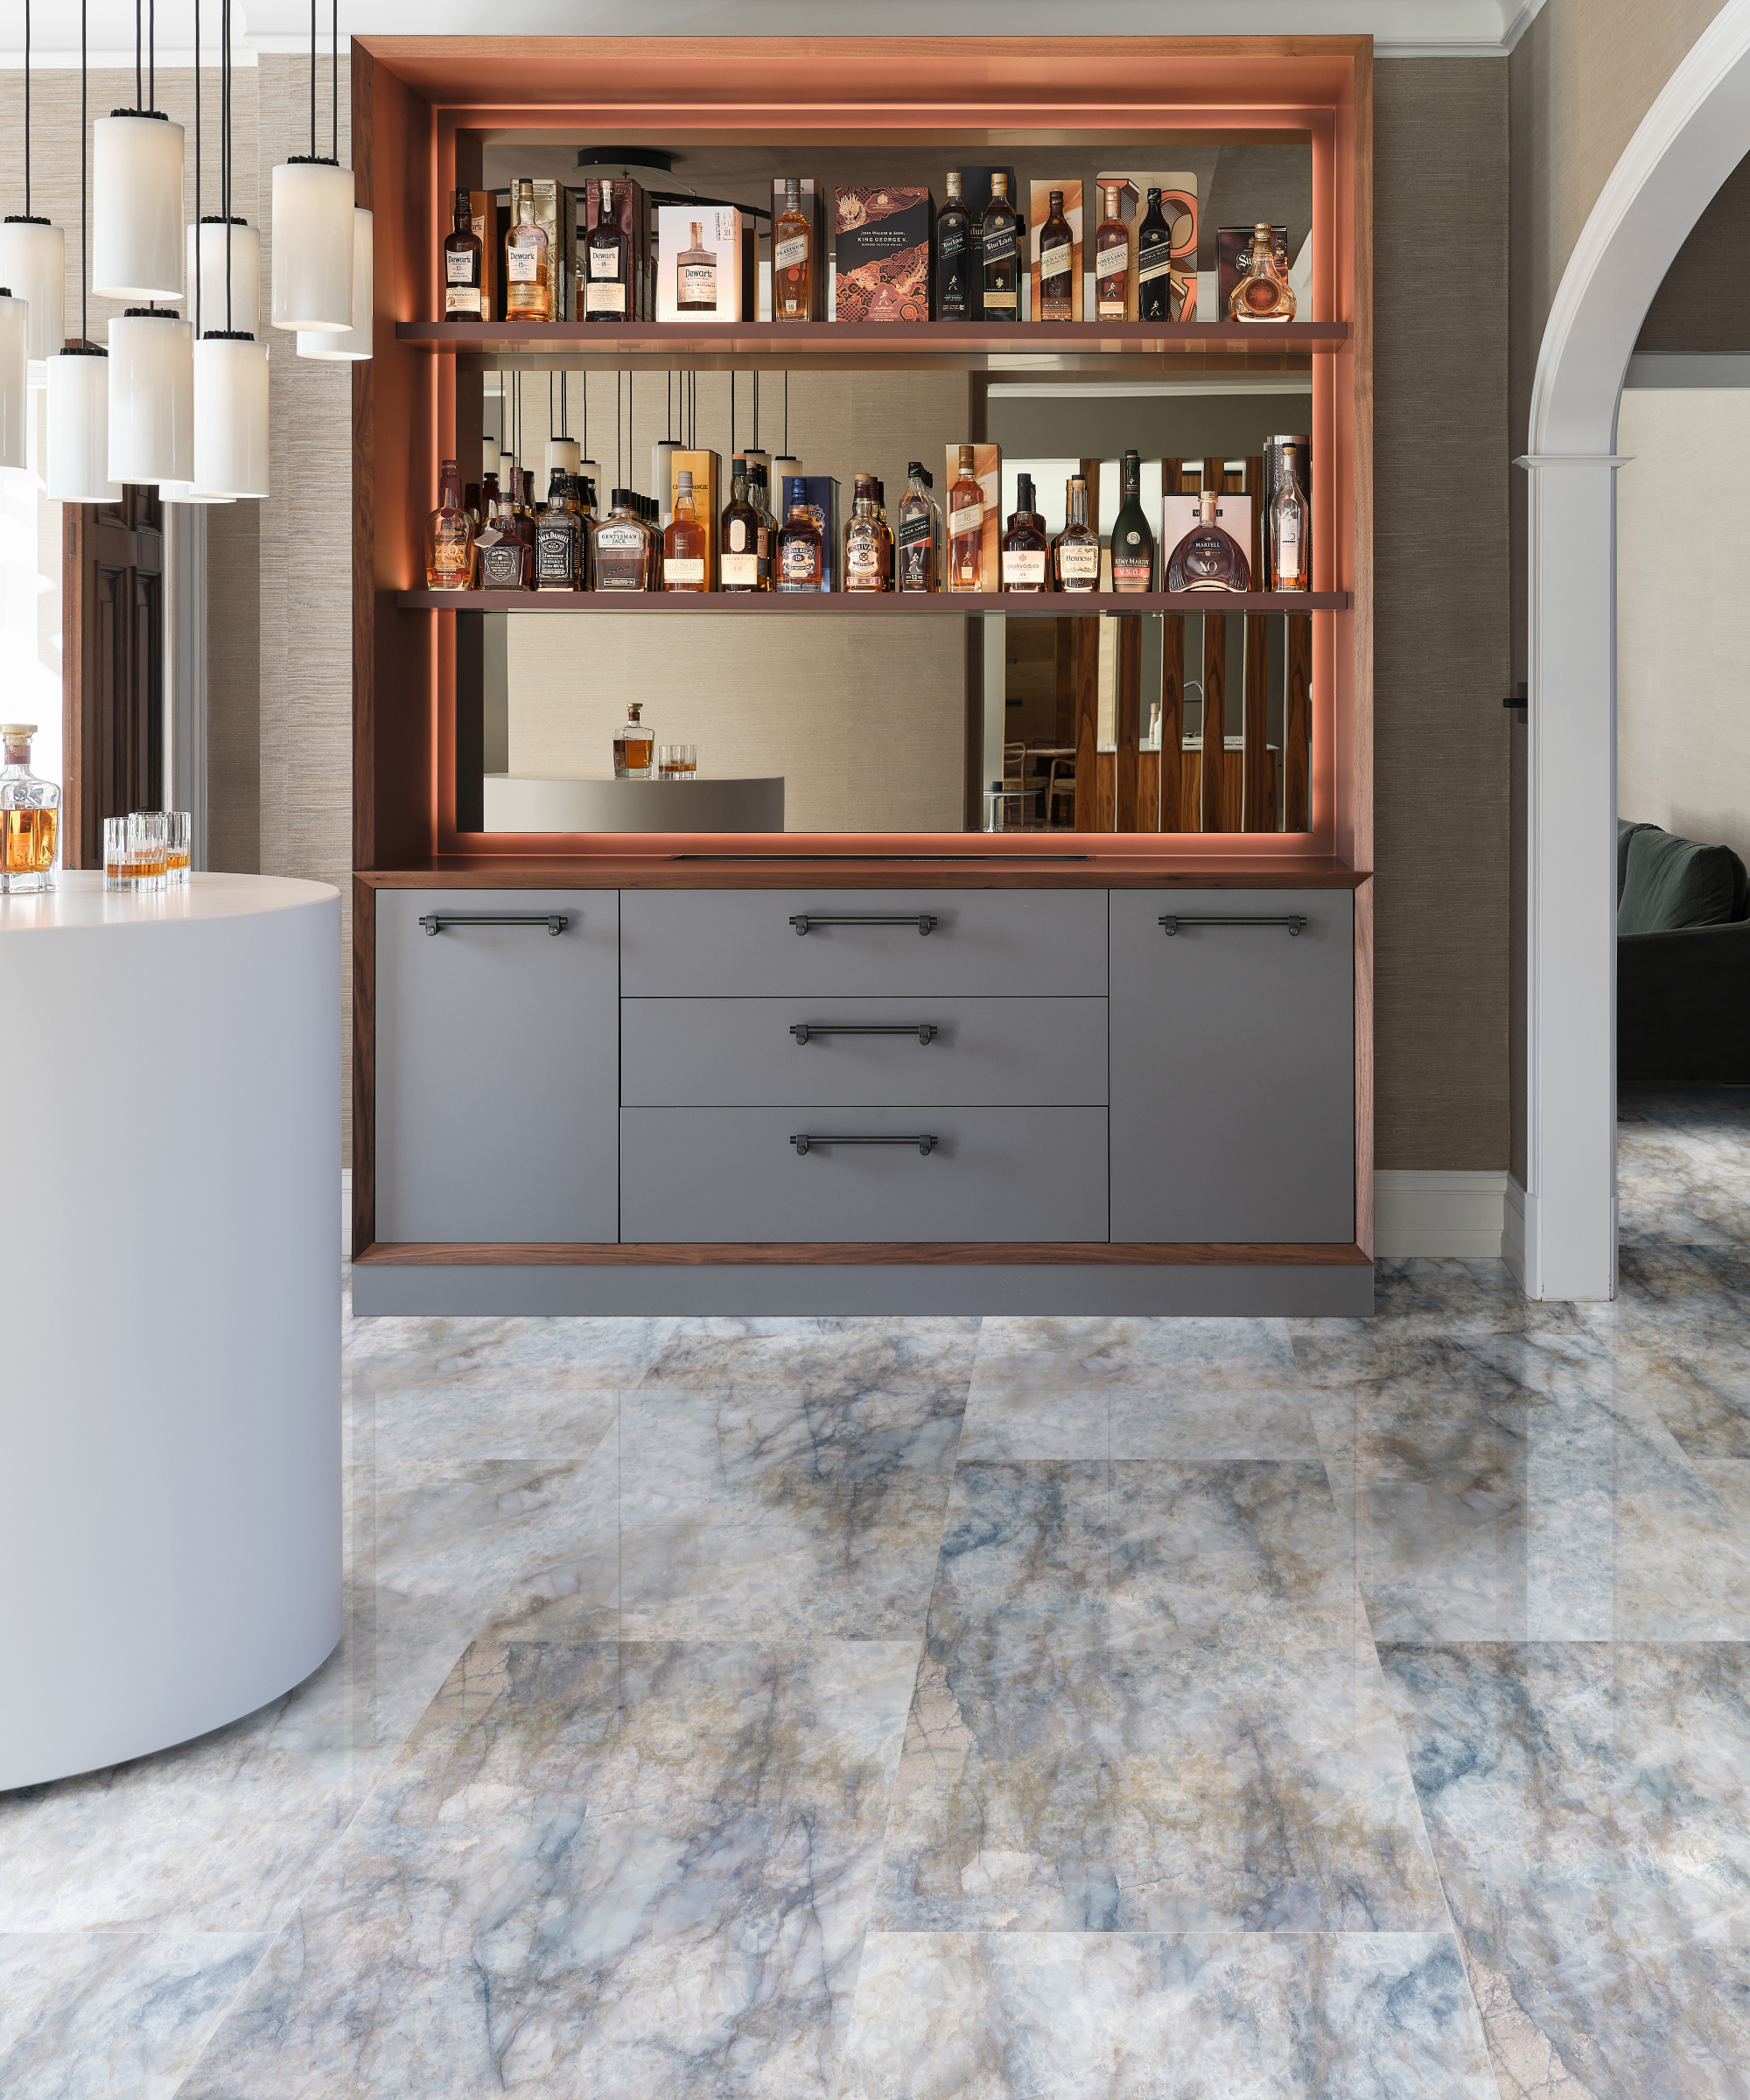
1029,180 -> 1083,323
668,449 -> 722,587
833,186 -> 934,323
781,474 -> 840,590
771,178 -> 825,321
656,206 -> 754,324
955,167 -> 1018,320
945,442 -> 1001,594
1097,170 -> 1198,322
528,178 -> 576,324
1217,223 -> 1290,323
584,178 -> 651,320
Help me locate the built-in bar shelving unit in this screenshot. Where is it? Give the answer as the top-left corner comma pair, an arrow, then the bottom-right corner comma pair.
399,589 -> 1354,615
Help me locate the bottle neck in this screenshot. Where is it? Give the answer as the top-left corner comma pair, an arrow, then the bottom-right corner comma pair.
1199,491 -> 1218,524
1067,483 -> 1088,527
3,738 -> 32,769
732,472 -> 748,501
454,197 -> 471,234
517,194 -> 535,227
675,490 -> 696,521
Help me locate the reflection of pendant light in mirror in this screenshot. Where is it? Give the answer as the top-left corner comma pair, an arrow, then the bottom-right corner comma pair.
109,309 -> 193,484
46,2 -> 118,504
273,0 -> 354,332
652,373 -> 680,526
0,1 -> 64,375
0,292 -> 28,470
92,0 -> 185,300
194,0 -> 269,500
297,9 -> 371,361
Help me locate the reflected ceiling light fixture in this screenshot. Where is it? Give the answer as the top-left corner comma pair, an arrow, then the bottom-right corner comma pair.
192,0 -> 269,500
0,0 -> 65,376
93,0 -> 186,300
771,369 -> 798,485
163,0 -> 232,503
0,288 -> 25,470
652,371 -> 680,523
298,0 -> 372,361
46,0 -> 119,504
273,0 -> 354,332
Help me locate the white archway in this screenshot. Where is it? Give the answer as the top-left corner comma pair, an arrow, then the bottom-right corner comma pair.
1521,0 -> 1750,1299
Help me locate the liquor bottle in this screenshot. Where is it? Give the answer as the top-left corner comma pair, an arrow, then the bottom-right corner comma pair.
844,473 -> 889,592
613,701 -> 654,778
720,457 -> 762,592
505,180 -> 550,322
980,172 -> 1019,323
583,178 -> 630,323
1268,439 -> 1308,591
774,178 -> 813,322
872,480 -> 896,582
425,458 -> 476,590
592,489 -> 657,591
1136,187 -> 1173,323
1051,474 -> 1100,592
1230,221 -> 1297,321
1110,450 -> 1155,593
748,461 -> 776,589
1094,185 -> 1130,322
0,724 -> 60,893
533,467 -> 582,591
1000,472 -> 1049,592
897,461 -> 938,592
1166,488 -> 1252,591
936,172 -> 971,322
948,443 -> 985,592
1038,190 -> 1074,324
444,189 -> 483,318
676,220 -> 718,314
478,482 -> 533,590
663,469 -> 709,591
776,496 -> 825,591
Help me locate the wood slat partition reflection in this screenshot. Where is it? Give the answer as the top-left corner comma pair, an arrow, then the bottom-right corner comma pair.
1072,616 -> 1101,833
1284,612 -> 1313,832
1158,612 -> 1184,834
1199,612 -> 1230,832
1113,616 -> 1142,832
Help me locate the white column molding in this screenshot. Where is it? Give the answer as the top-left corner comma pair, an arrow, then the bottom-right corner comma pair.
164,503 -> 210,869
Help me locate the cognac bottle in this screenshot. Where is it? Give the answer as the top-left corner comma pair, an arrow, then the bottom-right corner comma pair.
1268,438 -> 1308,591
774,178 -> 812,323
1230,222 -> 1296,322
1166,488 -> 1252,591
897,461 -> 938,592
1110,450 -> 1155,593
1051,474 -> 1100,592
1094,184 -> 1129,322
425,458 -> 476,590
583,178 -> 629,323
0,724 -> 60,892
1136,187 -> 1173,324
443,189 -> 483,318
663,470 -> 709,591
980,172 -> 1019,322
1000,473 -> 1049,592
505,180 -> 550,323
1038,190 -> 1074,324
936,172 -> 971,322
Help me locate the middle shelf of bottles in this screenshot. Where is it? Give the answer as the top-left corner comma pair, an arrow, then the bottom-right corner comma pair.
399,590 -> 1348,616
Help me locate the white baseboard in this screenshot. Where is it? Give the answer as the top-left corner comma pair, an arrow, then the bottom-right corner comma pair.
341,1167 -> 352,1263
1374,1170 -> 1509,1259
1502,1175 -> 1529,1288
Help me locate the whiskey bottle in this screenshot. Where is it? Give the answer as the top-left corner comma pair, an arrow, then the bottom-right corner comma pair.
1000,472 -> 1049,592
980,172 -> 1019,323
1051,474 -> 1100,592
478,483 -> 533,590
533,466 -> 582,591
663,469 -> 709,591
425,458 -> 477,591
948,442 -> 985,592
1230,221 -> 1297,321
936,172 -> 971,322
592,489 -> 657,592
676,220 -> 718,314
505,180 -> 550,323
774,178 -> 813,323
1136,187 -> 1173,324
1110,450 -> 1155,593
583,178 -> 630,323
844,472 -> 889,592
897,461 -> 938,592
1094,185 -> 1130,322
1166,487 -> 1252,591
1268,438 -> 1308,590
720,457 -> 761,592
444,189 -> 483,318
776,496 -> 825,591
873,480 -> 896,581
749,461 -> 776,589
1038,190 -> 1074,324
613,701 -> 654,778
0,724 -> 60,892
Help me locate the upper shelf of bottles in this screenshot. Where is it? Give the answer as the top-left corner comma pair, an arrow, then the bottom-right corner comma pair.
394,319 -> 1350,374
397,589 -> 1351,616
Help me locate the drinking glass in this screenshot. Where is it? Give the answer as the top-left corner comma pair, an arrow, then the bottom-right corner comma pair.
128,810 -> 168,892
102,816 -> 130,889
164,811 -> 192,884
659,743 -> 696,779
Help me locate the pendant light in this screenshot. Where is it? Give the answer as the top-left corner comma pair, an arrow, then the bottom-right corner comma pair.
653,372 -> 681,526
298,5 -> 371,361
0,292 -> 26,470
189,219 -> 261,341
93,0 -> 186,301
163,0 -> 233,503
192,0 -> 268,500
272,0 -> 354,332
46,1 -> 119,505
561,373 -> 599,505
0,1 -> 64,374
109,309 -> 192,483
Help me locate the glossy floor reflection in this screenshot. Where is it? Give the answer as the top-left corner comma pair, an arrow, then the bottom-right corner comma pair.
3,1084 -> 1747,2096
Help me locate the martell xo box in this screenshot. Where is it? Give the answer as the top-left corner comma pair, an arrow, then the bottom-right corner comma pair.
833,187 -> 933,323
780,474 -> 840,590
1028,180 -> 1083,322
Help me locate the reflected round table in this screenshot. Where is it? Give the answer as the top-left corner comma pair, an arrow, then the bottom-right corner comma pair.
0,872 -> 342,1788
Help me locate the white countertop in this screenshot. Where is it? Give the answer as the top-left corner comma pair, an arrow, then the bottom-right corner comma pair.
0,868 -> 339,930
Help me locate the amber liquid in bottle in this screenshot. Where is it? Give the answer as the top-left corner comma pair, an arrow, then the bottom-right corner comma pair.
425,458 -> 477,590
774,178 -> 812,322
663,472 -> 710,591
1051,475 -> 1101,592
505,181 -> 550,322
1000,472 -> 1049,592
1038,191 -> 1074,324
613,702 -> 655,777
981,172 -> 1019,321
443,189 -> 484,318
948,443 -> 985,592
1094,185 -> 1130,322
584,178 -> 630,322
844,474 -> 889,592
720,458 -> 761,592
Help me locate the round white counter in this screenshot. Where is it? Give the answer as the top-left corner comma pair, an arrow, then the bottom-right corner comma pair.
0,872 -> 342,1788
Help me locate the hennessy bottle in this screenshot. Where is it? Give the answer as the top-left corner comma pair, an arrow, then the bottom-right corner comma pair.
1166,488 -> 1252,591
1051,474 -> 1100,592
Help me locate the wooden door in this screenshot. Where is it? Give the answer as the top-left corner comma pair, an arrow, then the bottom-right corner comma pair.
62,488 -> 164,866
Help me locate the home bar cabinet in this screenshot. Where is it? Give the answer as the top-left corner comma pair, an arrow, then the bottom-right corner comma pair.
349,34 -> 1372,1314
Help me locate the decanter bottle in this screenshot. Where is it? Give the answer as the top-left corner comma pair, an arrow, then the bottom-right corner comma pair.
1229,221 -> 1296,322
425,458 -> 476,590
1166,489 -> 1252,592
0,724 -> 60,893
613,701 -> 655,779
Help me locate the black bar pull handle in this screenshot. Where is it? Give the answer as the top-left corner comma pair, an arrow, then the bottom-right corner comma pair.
1158,914 -> 1306,937
790,1023 -> 937,1045
789,913 -> 938,936
789,1132 -> 937,1155
420,912 -> 569,936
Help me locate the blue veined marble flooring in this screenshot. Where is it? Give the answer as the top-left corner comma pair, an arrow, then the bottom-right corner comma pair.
3,1084 -> 1747,2096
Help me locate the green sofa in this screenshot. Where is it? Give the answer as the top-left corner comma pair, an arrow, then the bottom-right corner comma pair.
1618,819 -> 1750,1082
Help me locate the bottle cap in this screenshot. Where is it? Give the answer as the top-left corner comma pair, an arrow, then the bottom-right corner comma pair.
545,438 -> 580,476
958,444 -> 976,470
946,171 -> 962,196
0,723 -> 37,738
991,171 -> 1009,194
732,454 -> 746,472
1049,190 -> 1063,211
677,471 -> 694,493
1017,472 -> 1035,508
907,460 -> 924,476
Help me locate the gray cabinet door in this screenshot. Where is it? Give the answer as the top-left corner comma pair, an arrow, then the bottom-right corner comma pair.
1109,889 -> 1355,1243
375,890 -> 619,1242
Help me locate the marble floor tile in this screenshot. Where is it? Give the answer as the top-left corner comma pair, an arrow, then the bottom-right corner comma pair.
643,1317 -> 982,1404
875,1460 -> 1446,1934
0,1930 -> 267,2099
1615,1124 -> 1750,1249
1620,1082 -> 1750,1164
177,1639 -> 916,2100
343,1311 -> 678,1374
350,1361 -> 622,1468
355,1457 -> 608,1614
836,1930 -> 1498,2100
1382,1642 -> 1750,2100
1290,1256 -> 1592,1358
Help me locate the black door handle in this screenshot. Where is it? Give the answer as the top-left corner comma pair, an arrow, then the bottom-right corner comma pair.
789,913 -> 938,936
1158,914 -> 1305,936
420,913 -> 569,936
790,1024 -> 937,1045
789,1132 -> 937,1155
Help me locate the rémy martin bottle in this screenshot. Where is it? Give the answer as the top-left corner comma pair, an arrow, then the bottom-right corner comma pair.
1110,450 -> 1155,592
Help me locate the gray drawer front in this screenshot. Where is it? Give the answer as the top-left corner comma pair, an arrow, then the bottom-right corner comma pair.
1109,889 -> 1355,1243
621,997 -> 1108,1107
376,890 -> 620,1242
620,889 -> 1108,997
620,1107 -> 1109,1242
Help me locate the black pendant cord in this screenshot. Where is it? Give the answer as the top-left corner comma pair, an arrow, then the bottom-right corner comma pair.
148,0 -> 154,113
752,370 -> 759,455
309,0 -> 317,161
332,0 -> 339,161
134,0 -> 141,115
223,0 -> 233,334
559,371 -> 566,442
23,0 -> 30,214
728,370 -> 734,459
783,372 -> 788,458
615,371 -> 622,495
626,371 -> 632,497
80,0 -> 88,346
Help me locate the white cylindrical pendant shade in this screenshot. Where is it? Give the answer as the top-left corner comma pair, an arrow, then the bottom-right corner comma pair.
108,312 -> 194,485
192,336 -> 270,500
0,294 -> 27,470
652,439 -> 680,522
187,220 -> 262,341
271,161 -> 354,332
46,351 -> 121,502
544,438 -> 580,478
296,208 -> 372,360
160,481 -> 234,505
0,219 -> 64,365
93,115 -> 186,300
481,440 -> 500,484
